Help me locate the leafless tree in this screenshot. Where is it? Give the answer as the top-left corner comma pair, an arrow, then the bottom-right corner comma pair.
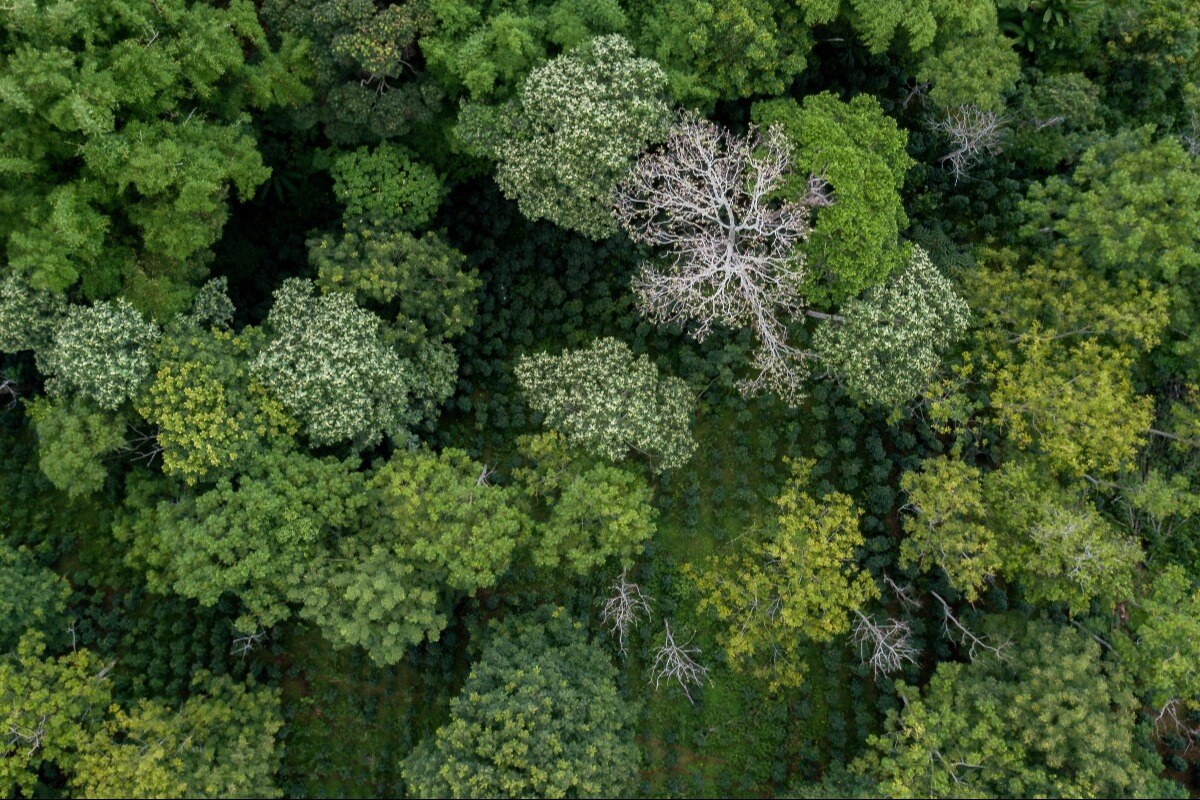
931,105 -> 1007,183
0,378 -> 17,409
1153,698 -> 1200,744
7,714 -> 47,756
852,610 -> 919,676
930,590 -> 1009,662
884,574 -> 921,611
600,568 -> 652,657
118,424 -> 164,466
614,114 -> 817,404
651,619 -> 709,704
1183,109 -> 1200,158
232,627 -> 267,658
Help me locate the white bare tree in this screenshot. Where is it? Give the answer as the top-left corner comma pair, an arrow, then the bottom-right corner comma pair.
852,610 -> 919,676
7,714 -> 47,757
1183,109 -> 1200,158
931,105 -> 1007,183
651,619 -> 709,704
930,590 -> 1010,662
1153,697 -> 1200,744
600,568 -> 652,657
614,114 -> 817,404
232,626 -> 267,658
0,377 -> 17,409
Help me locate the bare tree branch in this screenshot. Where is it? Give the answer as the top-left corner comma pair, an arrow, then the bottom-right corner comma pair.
931,105 -> 1007,183
600,568 -> 652,657
930,590 -> 1009,662
0,378 -> 17,409
852,610 -> 919,676
651,619 -> 709,704
232,627 -> 267,658
615,114 -> 817,404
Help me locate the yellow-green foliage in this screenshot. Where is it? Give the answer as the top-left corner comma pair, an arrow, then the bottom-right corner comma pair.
691,459 -> 878,690
991,333 -> 1153,478
72,674 -> 283,799
899,456 -> 998,602
0,633 -> 112,797
139,330 -> 297,485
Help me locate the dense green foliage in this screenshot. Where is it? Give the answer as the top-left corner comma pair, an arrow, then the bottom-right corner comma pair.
3,0 -> 1199,797
402,607 -> 640,798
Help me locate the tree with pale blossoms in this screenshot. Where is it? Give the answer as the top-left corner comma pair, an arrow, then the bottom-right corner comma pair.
458,34 -> 672,238
516,337 -> 695,472
814,246 -> 969,408
252,278 -> 415,449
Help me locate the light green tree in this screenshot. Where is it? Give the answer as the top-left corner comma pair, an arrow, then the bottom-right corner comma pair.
0,633 -> 113,797
854,620 -> 1180,798
899,456 -> 998,602
630,0 -> 811,106
990,334 -> 1152,479
370,447 -> 531,593
515,432 -> 657,575
1021,128 -> 1200,374
0,0 -> 309,314
300,539 -> 447,667
752,93 -> 914,304
123,447 -> 366,632
1122,566 -> 1200,732
27,398 -> 125,498
72,674 -> 283,799
330,144 -> 445,232
138,328 -> 298,485
420,0 -> 629,101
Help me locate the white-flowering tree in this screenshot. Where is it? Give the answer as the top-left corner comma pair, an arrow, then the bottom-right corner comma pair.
516,337 -> 696,471
252,279 -> 414,448
814,246 -> 969,408
39,298 -> 160,410
458,34 -> 671,239
614,114 -> 817,403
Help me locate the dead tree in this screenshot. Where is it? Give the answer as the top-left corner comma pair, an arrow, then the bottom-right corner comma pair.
615,114 -> 817,404
651,619 -> 709,704
600,568 -> 652,657
0,378 -> 16,409
7,715 -> 47,757
931,105 -> 1007,183
930,590 -> 1009,662
118,424 -> 165,466
232,627 -> 267,658
852,610 -> 919,676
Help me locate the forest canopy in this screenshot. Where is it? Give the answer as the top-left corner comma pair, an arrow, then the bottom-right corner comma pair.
3,0 -> 1200,797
